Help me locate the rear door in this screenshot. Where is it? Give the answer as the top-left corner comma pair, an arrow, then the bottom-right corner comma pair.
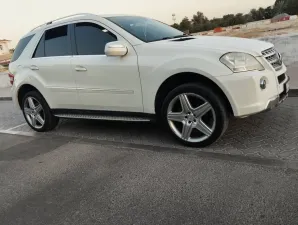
30,25 -> 79,109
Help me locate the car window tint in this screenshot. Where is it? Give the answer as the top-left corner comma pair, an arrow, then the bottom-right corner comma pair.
33,34 -> 45,58
44,25 -> 69,57
11,35 -> 34,62
75,22 -> 117,55
106,16 -> 183,43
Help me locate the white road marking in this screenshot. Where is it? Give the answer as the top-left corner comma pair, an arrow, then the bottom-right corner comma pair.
6,123 -> 27,131
0,129 -> 36,137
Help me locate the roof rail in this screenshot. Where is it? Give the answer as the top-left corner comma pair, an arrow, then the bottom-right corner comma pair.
30,13 -> 95,31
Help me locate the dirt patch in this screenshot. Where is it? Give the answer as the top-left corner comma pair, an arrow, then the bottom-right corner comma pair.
203,19 -> 298,39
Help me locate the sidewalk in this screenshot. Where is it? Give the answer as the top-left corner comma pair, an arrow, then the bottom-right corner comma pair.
0,72 -> 11,100
0,87 -> 11,100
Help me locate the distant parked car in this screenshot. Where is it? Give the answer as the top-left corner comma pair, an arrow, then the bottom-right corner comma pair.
9,13 -> 289,147
271,13 -> 290,23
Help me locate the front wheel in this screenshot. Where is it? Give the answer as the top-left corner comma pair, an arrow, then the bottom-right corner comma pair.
161,83 -> 229,147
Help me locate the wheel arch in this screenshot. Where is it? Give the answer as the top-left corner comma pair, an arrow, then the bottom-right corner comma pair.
154,72 -> 234,117
17,84 -> 43,109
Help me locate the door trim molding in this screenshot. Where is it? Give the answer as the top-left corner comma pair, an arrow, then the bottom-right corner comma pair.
77,88 -> 134,94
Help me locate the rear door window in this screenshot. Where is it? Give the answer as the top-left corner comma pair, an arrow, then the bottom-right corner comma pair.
44,25 -> 71,57
11,35 -> 34,62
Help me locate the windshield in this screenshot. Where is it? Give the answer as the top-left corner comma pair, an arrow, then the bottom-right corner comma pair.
105,16 -> 184,43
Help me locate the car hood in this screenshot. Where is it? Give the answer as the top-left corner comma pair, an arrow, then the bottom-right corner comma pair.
160,36 -> 273,56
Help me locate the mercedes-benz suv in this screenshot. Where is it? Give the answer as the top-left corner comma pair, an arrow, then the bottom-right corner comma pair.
9,13 -> 289,147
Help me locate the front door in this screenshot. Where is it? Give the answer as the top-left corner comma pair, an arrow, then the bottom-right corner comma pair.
70,22 -> 143,112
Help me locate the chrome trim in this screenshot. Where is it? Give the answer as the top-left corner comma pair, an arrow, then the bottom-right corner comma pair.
77,88 -> 134,94
262,48 -> 283,71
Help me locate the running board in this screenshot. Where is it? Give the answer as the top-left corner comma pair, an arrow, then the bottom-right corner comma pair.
54,113 -> 152,122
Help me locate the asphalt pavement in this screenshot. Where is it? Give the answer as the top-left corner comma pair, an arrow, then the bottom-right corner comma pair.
1,100 -> 298,224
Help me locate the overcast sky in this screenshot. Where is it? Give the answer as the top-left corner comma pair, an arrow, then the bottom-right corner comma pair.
2,0 -> 275,46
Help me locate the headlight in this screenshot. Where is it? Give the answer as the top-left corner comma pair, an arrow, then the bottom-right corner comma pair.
220,52 -> 264,73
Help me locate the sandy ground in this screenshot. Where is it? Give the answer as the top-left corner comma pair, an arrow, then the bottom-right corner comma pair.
201,19 -> 298,39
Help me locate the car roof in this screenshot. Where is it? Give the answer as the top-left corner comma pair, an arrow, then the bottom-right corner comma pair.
26,13 -> 142,36
24,13 -> 143,38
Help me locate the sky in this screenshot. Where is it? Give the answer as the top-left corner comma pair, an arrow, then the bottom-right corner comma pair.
1,0 -> 275,47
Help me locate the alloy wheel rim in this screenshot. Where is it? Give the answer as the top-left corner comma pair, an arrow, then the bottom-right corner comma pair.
24,97 -> 45,129
167,93 -> 216,143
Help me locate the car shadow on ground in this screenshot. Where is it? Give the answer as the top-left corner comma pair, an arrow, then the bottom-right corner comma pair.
50,105 -> 297,160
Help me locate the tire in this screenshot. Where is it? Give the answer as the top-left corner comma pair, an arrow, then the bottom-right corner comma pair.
21,91 -> 59,132
161,83 -> 229,147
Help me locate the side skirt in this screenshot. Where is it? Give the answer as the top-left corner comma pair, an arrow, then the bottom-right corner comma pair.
52,109 -> 156,122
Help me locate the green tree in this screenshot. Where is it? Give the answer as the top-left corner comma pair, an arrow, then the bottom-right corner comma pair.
258,7 -> 266,20
284,0 -> 298,15
179,17 -> 191,32
264,6 -> 274,19
191,11 -> 209,32
234,13 -> 246,25
171,23 -> 180,30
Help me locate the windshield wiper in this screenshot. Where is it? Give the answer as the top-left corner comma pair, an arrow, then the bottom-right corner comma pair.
161,33 -> 191,40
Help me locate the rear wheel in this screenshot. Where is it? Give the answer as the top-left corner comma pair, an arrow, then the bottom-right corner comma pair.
161,83 -> 229,147
22,91 -> 59,132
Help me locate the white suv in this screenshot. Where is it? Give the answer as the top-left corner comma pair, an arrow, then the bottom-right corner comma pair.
9,13 -> 289,147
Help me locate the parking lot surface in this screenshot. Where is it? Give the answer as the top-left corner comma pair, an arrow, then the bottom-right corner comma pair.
1,132 -> 298,225
1,99 -> 298,224
1,98 -> 298,163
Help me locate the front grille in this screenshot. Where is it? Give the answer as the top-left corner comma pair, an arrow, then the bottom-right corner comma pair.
262,48 -> 283,71
278,73 -> 286,84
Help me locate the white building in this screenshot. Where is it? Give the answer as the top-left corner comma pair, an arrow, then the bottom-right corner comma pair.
0,39 -> 11,55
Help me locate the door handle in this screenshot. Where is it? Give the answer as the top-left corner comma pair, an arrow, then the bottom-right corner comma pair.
30,65 -> 39,70
75,66 -> 87,72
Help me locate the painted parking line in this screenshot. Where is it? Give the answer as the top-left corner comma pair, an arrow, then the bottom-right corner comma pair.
6,123 -> 27,131
0,129 -> 36,137
0,123 -> 35,136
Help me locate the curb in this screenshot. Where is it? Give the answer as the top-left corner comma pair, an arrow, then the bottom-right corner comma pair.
289,89 -> 298,97
0,90 -> 298,101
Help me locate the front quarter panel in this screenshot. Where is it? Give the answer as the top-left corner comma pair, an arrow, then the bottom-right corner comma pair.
135,44 -> 233,113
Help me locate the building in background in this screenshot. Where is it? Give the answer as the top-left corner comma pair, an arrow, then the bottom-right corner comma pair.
0,39 -> 11,55
0,39 -> 12,66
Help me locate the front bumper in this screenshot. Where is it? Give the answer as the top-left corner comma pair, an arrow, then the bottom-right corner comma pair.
216,65 -> 289,117
265,76 -> 289,112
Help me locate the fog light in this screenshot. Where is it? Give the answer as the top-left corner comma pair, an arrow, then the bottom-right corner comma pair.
260,78 -> 266,90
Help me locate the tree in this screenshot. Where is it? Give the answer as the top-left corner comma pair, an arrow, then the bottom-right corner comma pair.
171,23 -> 180,30
274,0 -> 286,14
234,13 -> 246,25
258,7 -> 266,20
172,0 -> 298,34
283,0 -> 298,15
264,6 -> 274,19
191,11 -> 209,32
250,9 -> 259,21
179,17 -> 191,32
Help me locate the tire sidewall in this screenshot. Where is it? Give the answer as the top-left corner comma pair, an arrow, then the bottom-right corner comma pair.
21,91 -> 57,132
161,83 -> 229,147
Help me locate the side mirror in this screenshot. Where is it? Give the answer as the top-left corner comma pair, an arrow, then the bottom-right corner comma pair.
105,41 -> 128,57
